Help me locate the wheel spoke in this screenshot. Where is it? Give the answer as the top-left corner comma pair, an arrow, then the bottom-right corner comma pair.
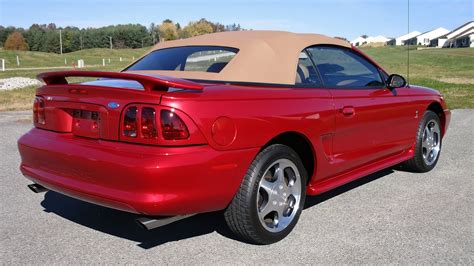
257,201 -> 273,220
286,180 -> 300,196
433,129 -> 440,145
284,169 -> 300,196
273,164 -> 285,184
276,204 -> 287,220
422,137 -> 429,150
423,127 -> 429,140
259,177 -> 274,195
425,147 -> 432,160
277,205 -> 293,225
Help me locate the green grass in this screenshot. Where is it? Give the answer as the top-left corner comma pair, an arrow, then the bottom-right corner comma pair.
361,46 -> 474,80
0,47 -> 149,79
0,46 -> 473,111
410,78 -> 474,109
0,85 -> 37,111
0,47 -> 151,111
360,46 -> 474,109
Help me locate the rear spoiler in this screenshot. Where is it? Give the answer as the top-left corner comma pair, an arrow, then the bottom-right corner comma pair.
37,71 -> 203,91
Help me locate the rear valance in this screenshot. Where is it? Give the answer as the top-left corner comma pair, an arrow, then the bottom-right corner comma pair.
37,71 -> 203,91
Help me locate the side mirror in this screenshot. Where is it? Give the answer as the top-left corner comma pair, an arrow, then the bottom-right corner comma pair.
387,74 -> 407,89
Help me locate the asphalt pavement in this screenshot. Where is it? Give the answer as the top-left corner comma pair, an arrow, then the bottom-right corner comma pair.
1,110 -> 472,264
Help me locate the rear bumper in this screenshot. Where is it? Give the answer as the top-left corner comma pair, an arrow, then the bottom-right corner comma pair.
18,128 -> 258,216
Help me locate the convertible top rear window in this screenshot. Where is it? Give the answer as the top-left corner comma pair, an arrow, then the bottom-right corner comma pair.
127,46 -> 238,73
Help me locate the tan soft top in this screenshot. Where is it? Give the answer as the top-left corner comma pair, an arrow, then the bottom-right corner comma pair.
128,30 -> 351,85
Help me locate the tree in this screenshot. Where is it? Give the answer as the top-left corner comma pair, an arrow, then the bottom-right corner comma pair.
1,20 -> 245,52
25,24 -> 45,51
4,31 -> 29,51
0,26 -> 16,47
42,30 -> 60,53
62,27 -> 81,52
149,23 -> 159,44
181,19 -> 214,38
158,21 -> 178,41
212,22 -> 226,32
226,23 -> 242,31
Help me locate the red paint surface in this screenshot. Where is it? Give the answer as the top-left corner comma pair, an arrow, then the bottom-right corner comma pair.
18,48 -> 450,216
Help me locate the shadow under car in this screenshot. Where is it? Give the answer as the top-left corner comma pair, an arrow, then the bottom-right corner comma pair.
39,168 -> 395,248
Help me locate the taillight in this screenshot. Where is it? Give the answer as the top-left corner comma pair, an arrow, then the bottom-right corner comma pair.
123,106 -> 158,139
160,109 -> 189,140
33,96 -> 45,125
123,107 -> 138,137
141,107 -> 157,139
121,105 -> 195,144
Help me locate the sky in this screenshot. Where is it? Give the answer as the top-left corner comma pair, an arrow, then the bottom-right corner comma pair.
0,0 -> 472,41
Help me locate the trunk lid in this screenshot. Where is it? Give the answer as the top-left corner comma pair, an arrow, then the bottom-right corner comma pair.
35,71 -> 203,141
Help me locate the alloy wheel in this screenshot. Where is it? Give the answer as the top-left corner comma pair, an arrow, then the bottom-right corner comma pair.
421,119 -> 441,166
256,159 -> 302,233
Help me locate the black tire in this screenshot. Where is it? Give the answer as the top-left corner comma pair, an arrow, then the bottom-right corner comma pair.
403,110 -> 442,172
224,144 -> 307,244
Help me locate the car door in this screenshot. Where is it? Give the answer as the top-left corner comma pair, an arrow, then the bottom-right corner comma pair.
305,46 -> 415,175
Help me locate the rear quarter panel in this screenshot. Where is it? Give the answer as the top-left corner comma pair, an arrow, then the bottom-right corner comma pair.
161,84 -> 337,183
162,85 -> 335,151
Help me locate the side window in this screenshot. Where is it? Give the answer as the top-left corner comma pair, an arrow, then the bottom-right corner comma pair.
295,52 -> 323,86
306,46 -> 384,88
380,70 -> 389,83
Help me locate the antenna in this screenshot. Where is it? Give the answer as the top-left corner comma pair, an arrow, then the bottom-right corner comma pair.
407,0 -> 410,86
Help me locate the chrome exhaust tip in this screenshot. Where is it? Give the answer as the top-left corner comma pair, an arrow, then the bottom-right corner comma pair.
136,214 -> 194,230
27,183 -> 48,193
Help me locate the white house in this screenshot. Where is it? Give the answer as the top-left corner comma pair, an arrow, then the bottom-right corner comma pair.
430,21 -> 474,48
405,27 -> 450,46
350,36 -> 367,46
444,29 -> 474,48
351,35 -> 391,46
365,35 -> 391,44
387,31 -> 421,46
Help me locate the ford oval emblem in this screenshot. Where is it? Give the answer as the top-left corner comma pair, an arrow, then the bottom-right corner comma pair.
107,102 -> 120,109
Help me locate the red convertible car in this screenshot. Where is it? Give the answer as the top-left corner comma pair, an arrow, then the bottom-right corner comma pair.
18,31 -> 450,244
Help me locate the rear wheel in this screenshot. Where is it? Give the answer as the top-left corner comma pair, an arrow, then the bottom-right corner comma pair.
224,144 -> 307,244
403,110 -> 442,172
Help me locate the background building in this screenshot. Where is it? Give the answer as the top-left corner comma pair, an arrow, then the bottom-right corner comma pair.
350,35 -> 390,46
387,31 -> 421,45
404,27 -> 450,46
350,36 -> 367,46
430,21 -> 474,48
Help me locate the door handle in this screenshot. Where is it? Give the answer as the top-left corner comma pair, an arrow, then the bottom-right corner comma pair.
341,106 -> 355,116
